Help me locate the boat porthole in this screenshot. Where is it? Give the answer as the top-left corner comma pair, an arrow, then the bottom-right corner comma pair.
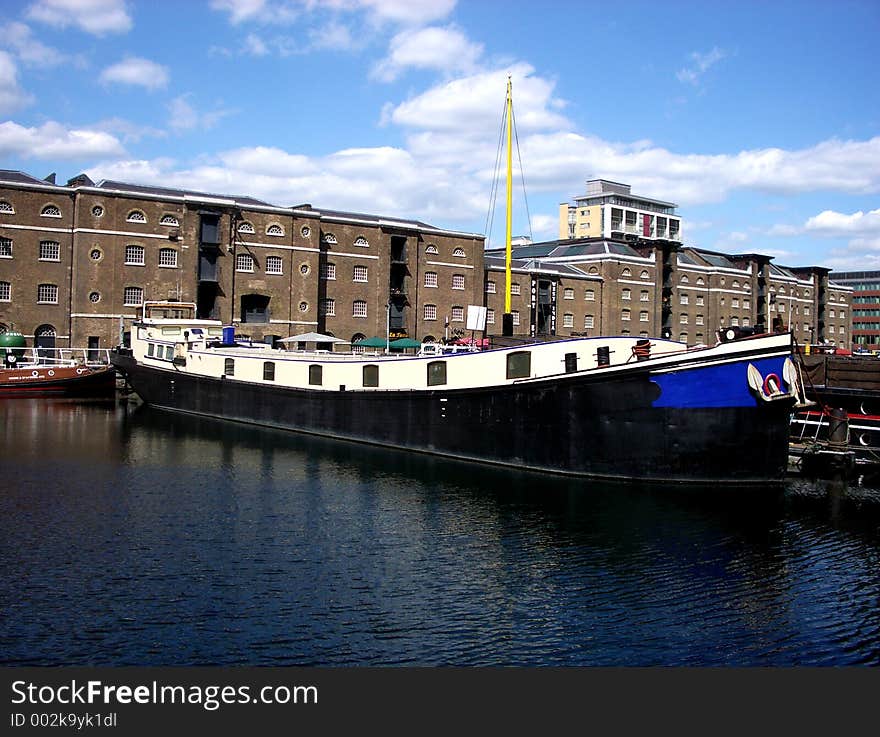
48,370 -> 54,376
77,368 -> 86,374
32,370 -> 39,377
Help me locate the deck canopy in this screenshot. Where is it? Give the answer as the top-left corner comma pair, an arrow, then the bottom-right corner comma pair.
278,332 -> 348,344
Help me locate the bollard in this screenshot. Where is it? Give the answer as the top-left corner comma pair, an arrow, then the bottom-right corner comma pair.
827,408 -> 849,448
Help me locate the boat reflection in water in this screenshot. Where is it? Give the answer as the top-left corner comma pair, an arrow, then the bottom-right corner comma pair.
1,399 -> 879,666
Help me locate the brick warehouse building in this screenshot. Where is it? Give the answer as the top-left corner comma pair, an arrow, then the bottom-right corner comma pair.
0,171 -> 484,350
484,239 -> 852,348
0,169 -> 852,351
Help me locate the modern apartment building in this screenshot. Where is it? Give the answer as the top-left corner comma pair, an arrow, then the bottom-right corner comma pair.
0,170 -> 484,350
559,179 -> 682,244
827,270 -> 880,350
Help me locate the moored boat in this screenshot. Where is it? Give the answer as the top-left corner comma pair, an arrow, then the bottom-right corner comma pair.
112,301 -> 803,485
1,335 -> 117,398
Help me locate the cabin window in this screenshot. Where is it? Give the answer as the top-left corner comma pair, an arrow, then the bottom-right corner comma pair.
147,343 -> 155,357
225,358 -> 235,376
165,346 -> 174,360
363,364 -> 379,387
263,362 -> 275,381
427,361 -> 447,386
309,365 -> 323,386
506,351 -> 531,379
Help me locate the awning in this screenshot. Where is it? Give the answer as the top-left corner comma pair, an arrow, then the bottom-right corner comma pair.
278,332 -> 348,344
353,337 -> 389,348
388,338 -> 422,349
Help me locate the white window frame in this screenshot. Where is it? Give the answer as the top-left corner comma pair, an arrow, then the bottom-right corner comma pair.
39,241 -> 60,262
452,274 -> 465,290
0,281 -> 10,301
352,265 -> 368,282
352,300 -> 367,318
424,272 -> 438,288
126,210 -> 146,223
123,286 -> 143,307
266,255 -> 283,275
125,245 -> 145,266
158,248 -> 178,268
424,304 -> 437,321
236,253 -> 255,273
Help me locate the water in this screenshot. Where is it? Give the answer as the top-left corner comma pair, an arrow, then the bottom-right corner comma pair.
1,398 -> 879,666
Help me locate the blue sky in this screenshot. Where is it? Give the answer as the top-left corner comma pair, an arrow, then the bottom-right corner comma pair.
1,0 -> 878,271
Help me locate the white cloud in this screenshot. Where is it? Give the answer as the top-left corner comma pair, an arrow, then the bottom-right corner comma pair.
211,0 -> 274,24
1,22 -> 68,67
99,57 -> 169,90
0,51 -> 34,114
93,117 -> 165,143
677,47 -> 727,86
0,120 -> 126,160
804,208 -> 880,236
356,0 -> 457,26
168,95 -> 236,133
211,0 -> 455,28
26,0 -> 133,36
387,64 -> 570,136
371,25 -> 482,82
768,208 -> 880,271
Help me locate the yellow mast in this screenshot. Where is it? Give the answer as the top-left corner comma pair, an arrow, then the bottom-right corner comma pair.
504,76 -> 513,316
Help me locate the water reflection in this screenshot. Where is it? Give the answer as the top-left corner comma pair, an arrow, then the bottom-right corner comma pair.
1,399 -> 878,666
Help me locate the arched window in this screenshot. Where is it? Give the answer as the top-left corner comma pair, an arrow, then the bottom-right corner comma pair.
0,200 -> 14,213
680,274 -> 689,284
238,221 -> 255,234
640,270 -> 649,279
354,236 -> 369,247
621,267 -> 632,278
266,224 -> 284,236
321,233 -> 337,245
453,247 -> 466,257
425,244 -> 438,255
35,324 -> 56,349
126,209 -> 146,223
225,358 -> 235,376
351,332 -> 367,353
40,204 -> 62,218
160,214 -> 179,226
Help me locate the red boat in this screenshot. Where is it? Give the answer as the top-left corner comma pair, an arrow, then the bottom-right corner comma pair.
0,362 -> 117,397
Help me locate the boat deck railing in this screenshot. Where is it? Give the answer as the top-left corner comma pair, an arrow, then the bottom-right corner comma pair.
12,347 -> 113,368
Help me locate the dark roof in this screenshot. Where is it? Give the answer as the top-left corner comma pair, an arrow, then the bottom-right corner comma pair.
316,207 -> 440,231
484,254 -> 599,278
96,180 -> 274,208
0,169 -> 56,186
486,237 -> 644,260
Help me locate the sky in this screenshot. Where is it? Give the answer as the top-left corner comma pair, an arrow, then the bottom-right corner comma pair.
1,0 -> 878,271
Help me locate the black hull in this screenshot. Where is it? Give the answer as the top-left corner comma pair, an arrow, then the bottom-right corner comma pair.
113,354 -> 792,486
